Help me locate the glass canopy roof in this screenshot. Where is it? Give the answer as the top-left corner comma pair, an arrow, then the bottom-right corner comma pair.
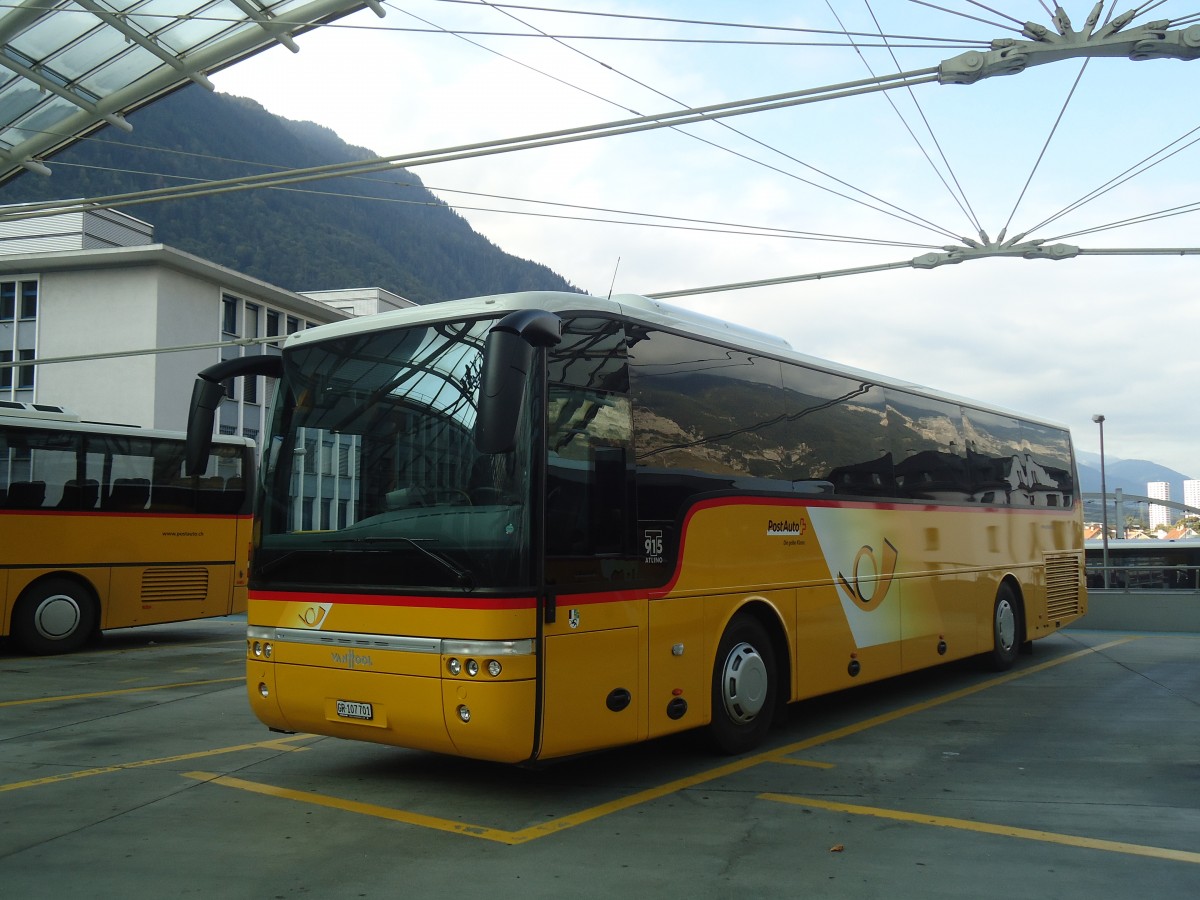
0,0 -> 377,186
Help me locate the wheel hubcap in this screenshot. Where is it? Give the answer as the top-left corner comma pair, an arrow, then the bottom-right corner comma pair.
35,594 -> 81,641
996,599 -> 1016,652
721,642 -> 768,724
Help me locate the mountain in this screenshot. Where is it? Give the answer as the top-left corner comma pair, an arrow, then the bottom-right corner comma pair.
0,86 -> 580,304
1075,451 -> 1194,501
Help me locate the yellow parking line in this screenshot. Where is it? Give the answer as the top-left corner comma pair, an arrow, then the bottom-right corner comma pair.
771,758 -> 835,769
0,734 -> 312,794
762,638 -> 1136,757
0,676 -> 243,707
761,794 -> 1200,865
183,639 -> 1137,842
184,772 -> 523,844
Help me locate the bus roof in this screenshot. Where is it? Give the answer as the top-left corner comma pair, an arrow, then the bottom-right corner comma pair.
280,291 -> 1072,433
0,406 -> 255,448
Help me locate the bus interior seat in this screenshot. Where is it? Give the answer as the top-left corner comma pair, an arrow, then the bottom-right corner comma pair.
107,477 -> 151,510
57,478 -> 99,510
2,480 -> 46,509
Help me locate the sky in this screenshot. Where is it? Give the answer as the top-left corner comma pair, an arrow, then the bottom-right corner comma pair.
208,0 -> 1200,478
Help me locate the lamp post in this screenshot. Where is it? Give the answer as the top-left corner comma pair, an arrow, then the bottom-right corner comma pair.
1092,414 -> 1110,588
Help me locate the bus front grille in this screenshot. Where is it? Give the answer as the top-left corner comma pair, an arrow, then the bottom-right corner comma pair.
141,567 -> 210,603
1044,551 -> 1083,619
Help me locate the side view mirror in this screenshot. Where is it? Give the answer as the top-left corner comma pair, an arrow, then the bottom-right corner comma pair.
186,355 -> 284,475
474,310 -> 562,454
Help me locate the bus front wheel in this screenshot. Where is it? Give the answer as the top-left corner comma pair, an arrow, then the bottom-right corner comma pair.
987,584 -> 1022,672
12,578 -> 98,655
708,615 -> 777,754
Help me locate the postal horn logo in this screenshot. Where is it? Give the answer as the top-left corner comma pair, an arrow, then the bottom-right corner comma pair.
836,539 -> 898,612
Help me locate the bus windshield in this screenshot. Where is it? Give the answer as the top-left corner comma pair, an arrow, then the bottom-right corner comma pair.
257,317 -> 534,592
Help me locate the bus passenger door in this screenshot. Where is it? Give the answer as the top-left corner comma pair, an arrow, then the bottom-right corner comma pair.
537,382 -> 643,759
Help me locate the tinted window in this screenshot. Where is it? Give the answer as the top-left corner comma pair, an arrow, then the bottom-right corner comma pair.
0,426 -> 245,513
1019,420 -> 1076,507
547,316 -> 628,392
628,327 -> 788,490
962,409 -> 1024,504
545,318 -> 637,585
887,391 -> 970,500
778,365 -> 891,498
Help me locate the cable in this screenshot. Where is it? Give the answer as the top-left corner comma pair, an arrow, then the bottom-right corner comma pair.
432,0 -> 988,44
1001,58 -> 1092,238
0,68 -> 941,222
41,157 -> 940,251
452,0 -> 960,240
826,1 -> 979,239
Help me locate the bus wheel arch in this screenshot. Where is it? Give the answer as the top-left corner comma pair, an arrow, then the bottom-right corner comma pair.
11,574 -> 100,655
708,604 -> 788,754
987,578 -> 1025,671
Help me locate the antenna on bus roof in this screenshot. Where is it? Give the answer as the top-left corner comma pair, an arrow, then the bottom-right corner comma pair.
607,257 -> 621,300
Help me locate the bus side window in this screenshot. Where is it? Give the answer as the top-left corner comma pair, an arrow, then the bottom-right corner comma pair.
545,389 -> 633,557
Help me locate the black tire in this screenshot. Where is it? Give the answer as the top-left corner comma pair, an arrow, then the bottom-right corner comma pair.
987,584 -> 1022,672
708,615 -> 777,754
12,577 -> 98,655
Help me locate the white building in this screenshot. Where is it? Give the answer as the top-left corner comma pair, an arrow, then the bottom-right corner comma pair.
1147,480 -> 1172,529
1184,479 -> 1200,515
0,209 -> 415,443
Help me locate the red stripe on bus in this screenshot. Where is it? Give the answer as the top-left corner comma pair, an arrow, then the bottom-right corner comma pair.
0,510 -> 250,520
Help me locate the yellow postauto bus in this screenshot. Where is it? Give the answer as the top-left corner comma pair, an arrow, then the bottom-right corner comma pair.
1,403 -> 254,653
187,292 -> 1086,763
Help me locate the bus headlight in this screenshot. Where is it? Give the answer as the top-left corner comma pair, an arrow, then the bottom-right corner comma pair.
447,658 -> 461,675
487,659 -> 502,677
457,705 -> 471,723
258,682 -> 269,698
465,659 -> 479,677
252,641 -> 261,657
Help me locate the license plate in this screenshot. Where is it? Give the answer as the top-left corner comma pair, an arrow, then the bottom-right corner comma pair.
335,700 -> 373,720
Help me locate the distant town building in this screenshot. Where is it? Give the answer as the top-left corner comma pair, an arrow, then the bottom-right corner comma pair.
0,208 -> 414,443
1184,479 -> 1200,515
1147,481 -> 1172,529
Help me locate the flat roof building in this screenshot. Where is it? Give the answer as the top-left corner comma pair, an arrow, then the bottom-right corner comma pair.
0,209 -> 415,443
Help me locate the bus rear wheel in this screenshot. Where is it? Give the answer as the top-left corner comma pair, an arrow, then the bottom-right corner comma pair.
12,578 -> 98,655
708,615 -> 777,754
987,584 -> 1022,672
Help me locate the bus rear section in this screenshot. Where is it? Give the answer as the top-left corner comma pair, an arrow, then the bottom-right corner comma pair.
0,406 -> 253,653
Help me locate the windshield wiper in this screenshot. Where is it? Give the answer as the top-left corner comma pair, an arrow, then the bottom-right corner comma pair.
323,536 -> 474,589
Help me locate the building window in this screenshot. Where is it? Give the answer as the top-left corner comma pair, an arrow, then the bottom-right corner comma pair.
244,374 -> 258,405
20,281 -> 37,319
3,350 -> 35,390
18,350 -> 33,389
0,282 -> 14,320
266,310 -> 280,338
222,294 -> 240,336
286,315 -> 300,335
